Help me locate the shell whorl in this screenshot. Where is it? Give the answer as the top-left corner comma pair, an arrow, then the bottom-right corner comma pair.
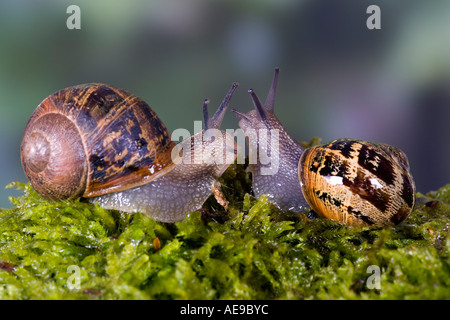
21,111 -> 88,200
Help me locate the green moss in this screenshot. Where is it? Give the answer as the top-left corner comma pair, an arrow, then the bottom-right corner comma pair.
1,163 -> 450,299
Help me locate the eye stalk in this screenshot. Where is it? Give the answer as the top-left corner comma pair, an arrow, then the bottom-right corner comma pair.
264,66 -> 279,112
248,88 -> 272,130
204,82 -> 239,130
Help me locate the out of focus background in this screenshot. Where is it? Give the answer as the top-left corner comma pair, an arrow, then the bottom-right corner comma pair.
0,0 -> 449,208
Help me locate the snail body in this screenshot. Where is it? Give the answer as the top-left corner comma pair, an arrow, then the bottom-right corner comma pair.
233,69 -> 415,227
21,83 -> 238,222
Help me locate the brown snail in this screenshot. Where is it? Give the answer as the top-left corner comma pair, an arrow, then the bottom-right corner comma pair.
21,82 -> 239,222
233,68 -> 415,227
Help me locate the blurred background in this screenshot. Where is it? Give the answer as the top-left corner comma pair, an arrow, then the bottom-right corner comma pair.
0,0 -> 449,208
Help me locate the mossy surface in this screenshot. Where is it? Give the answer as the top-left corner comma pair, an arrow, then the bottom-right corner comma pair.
1,161 -> 449,300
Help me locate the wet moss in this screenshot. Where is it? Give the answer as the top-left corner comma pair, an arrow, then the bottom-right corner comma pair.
0,162 -> 449,299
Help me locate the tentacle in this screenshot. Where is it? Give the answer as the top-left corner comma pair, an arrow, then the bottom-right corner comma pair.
231,108 -> 252,122
248,88 -> 271,129
202,99 -> 211,130
204,82 -> 239,130
264,67 -> 279,112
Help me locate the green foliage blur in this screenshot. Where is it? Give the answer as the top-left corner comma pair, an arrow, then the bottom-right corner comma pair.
0,0 -> 449,208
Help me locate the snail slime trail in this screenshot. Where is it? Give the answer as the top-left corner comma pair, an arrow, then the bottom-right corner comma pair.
21,82 -> 239,222
233,68 -> 416,227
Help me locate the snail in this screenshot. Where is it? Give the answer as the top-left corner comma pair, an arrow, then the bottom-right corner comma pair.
21,82 -> 239,222
232,68 -> 415,227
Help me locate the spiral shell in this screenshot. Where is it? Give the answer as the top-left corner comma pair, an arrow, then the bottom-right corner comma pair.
299,139 -> 416,227
21,84 -> 175,200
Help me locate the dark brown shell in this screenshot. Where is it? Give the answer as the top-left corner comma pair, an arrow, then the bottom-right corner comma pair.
299,139 -> 415,227
21,83 -> 175,200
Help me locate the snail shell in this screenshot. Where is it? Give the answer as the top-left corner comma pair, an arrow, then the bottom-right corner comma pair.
233,68 -> 416,227
299,139 -> 415,227
21,84 -> 175,201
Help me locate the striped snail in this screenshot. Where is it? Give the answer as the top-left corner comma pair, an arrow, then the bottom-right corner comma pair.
233,68 -> 415,227
21,82 -> 239,222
